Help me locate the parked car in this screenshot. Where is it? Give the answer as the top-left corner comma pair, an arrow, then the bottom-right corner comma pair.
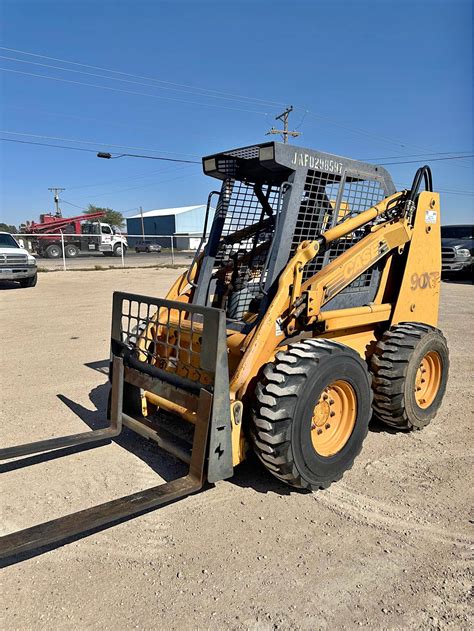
441,224 -> 473,274
134,240 -> 162,253
0,231 -> 38,287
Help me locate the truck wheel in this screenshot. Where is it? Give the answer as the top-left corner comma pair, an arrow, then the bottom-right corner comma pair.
19,273 -> 37,288
251,339 -> 372,490
113,244 -> 126,257
370,323 -> 449,430
65,244 -> 79,258
45,244 -> 61,259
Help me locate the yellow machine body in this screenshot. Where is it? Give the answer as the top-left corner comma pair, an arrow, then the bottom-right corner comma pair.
143,190 -> 442,467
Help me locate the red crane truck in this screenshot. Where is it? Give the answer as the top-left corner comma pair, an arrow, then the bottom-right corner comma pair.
21,212 -> 128,259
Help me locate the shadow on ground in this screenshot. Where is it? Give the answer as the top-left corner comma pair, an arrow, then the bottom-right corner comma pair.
0,355 -> 407,566
0,281 -> 22,290
441,272 -> 473,285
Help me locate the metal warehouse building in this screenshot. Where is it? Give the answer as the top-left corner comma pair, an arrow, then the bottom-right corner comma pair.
126,205 -> 213,249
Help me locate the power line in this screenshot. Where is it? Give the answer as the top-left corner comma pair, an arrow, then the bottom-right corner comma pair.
363,151 -> 473,161
2,129 -> 200,157
0,135 -> 200,163
59,198 -> 87,210
0,54 -> 283,110
0,67 -> 270,115
97,151 -> 199,163
395,182 -> 474,197
3,137 -> 472,196
73,168 -> 202,200
4,104 -> 201,146
66,164 -> 182,190
2,46 -> 469,170
0,46 -> 287,108
379,155 -> 474,165
302,109 -> 473,171
1,137 -> 98,153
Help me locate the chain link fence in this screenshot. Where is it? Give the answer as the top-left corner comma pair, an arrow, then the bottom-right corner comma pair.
13,232 -> 202,271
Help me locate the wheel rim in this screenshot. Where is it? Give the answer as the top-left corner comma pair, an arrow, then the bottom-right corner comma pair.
311,380 -> 357,457
414,351 -> 442,409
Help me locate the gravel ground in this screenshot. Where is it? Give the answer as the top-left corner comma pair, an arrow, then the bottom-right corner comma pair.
1,270 -> 472,630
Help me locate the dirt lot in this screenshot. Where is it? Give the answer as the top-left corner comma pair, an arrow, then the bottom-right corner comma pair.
1,270 -> 472,629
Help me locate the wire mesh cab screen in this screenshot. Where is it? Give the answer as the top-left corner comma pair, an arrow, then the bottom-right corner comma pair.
291,169 -> 387,289
210,180 -> 281,320
200,143 -> 394,319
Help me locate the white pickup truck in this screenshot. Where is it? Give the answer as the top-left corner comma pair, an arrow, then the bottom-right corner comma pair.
0,232 -> 38,288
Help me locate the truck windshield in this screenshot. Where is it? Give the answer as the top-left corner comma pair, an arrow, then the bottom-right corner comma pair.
0,233 -> 19,248
441,226 -> 473,239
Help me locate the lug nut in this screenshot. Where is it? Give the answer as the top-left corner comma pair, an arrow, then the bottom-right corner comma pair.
330,411 -> 335,417
325,423 -> 331,429
317,429 -> 323,435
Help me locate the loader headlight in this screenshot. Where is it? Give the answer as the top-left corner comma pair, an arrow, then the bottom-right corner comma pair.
203,158 -> 216,173
457,248 -> 470,257
259,145 -> 274,162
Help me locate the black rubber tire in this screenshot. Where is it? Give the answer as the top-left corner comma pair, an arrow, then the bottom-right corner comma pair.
135,248 -> 140,253
113,244 -> 126,257
45,244 -> 61,259
64,244 -> 79,258
19,273 -> 37,288
251,339 -> 373,490
108,321 -> 148,417
370,323 -> 449,431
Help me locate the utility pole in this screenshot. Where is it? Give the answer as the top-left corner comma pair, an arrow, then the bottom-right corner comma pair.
266,106 -> 301,144
48,187 -> 65,217
139,206 -> 145,239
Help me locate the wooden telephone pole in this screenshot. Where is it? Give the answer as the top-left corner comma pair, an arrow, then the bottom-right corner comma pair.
266,106 -> 301,144
48,187 -> 65,217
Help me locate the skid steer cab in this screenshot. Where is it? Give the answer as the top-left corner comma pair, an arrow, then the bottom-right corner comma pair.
1,142 -> 449,560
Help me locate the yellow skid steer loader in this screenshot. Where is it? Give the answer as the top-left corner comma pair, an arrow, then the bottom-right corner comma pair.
1,142 -> 449,560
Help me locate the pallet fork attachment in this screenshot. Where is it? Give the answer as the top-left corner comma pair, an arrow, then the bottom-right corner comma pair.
0,294 -> 232,561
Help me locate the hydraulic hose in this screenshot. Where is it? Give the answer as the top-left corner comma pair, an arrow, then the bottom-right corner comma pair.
408,165 -> 433,202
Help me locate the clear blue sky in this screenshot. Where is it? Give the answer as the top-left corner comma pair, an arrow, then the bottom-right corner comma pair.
0,0 -> 472,227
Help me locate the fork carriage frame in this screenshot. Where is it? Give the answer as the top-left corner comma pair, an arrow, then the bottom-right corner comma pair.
0,295 -> 232,560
